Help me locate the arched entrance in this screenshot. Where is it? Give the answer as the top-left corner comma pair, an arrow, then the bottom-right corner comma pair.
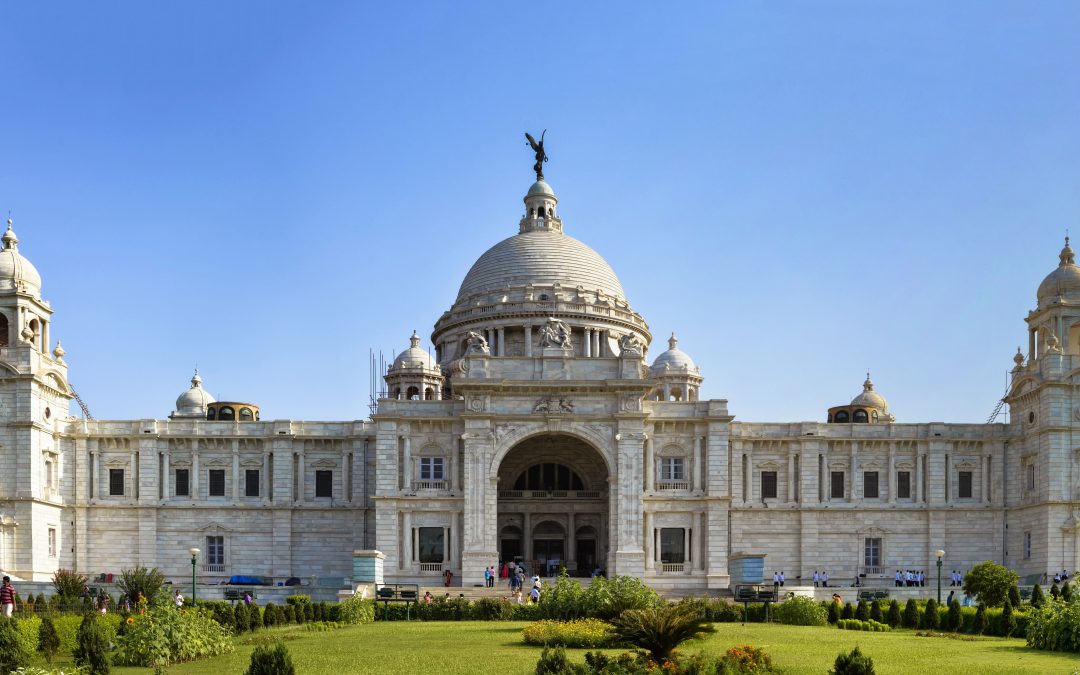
496,434 -> 609,577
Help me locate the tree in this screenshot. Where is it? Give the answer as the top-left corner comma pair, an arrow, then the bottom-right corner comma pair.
831,646 -> 876,675
0,618 -> 32,673
947,600 -> 962,632
827,601 -> 840,624
1008,585 -> 1021,607
1049,582 -> 1060,599
973,603 -> 988,635
841,603 -> 854,620
903,598 -> 919,628
869,599 -> 883,623
962,561 -> 1019,607
52,565 -> 89,604
922,599 -> 939,630
116,565 -> 166,604
610,602 -> 716,662
1001,599 -> 1016,637
38,615 -> 61,664
74,613 -> 111,675
1031,584 -> 1045,608
855,600 -> 869,621
1062,581 -> 1073,602
886,600 -> 902,628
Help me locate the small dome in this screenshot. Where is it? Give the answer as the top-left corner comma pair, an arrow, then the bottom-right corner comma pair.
1037,237 -> 1080,304
389,331 -> 439,372
850,373 -> 887,409
526,180 -> 556,198
651,334 -> 698,373
0,220 -> 42,295
174,369 -> 216,416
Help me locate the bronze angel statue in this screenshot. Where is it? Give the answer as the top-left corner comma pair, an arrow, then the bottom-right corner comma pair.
525,130 -> 548,180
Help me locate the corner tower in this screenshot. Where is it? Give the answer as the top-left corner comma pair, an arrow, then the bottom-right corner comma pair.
0,218 -> 74,579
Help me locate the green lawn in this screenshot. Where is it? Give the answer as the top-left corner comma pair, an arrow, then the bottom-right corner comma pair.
46,621 -> 1078,674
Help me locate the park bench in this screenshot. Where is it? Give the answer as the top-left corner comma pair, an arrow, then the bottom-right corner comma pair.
858,590 -> 889,602
223,588 -> 257,603
374,583 -> 420,620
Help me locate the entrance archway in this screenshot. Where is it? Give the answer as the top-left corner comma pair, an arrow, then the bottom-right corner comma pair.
496,433 -> 609,577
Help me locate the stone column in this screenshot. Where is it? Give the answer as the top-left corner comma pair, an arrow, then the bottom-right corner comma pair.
850,442 -> 858,502
523,511 -> 532,563
787,450 -> 796,503
644,437 -> 654,492
402,436 -> 412,491
694,436 -> 703,493
497,328 -> 505,356
296,451 -> 305,504
162,451 -> 170,500
232,440 -> 240,502
696,511 -> 705,571
460,430 -> 497,586
614,431 -> 646,576
887,442 -> 896,504
584,328 -> 592,357
683,527 -> 690,568
89,448 -> 98,500
567,511 -> 576,568
644,510 -> 654,571
402,511 -> 412,569
263,451 -> 271,504
983,454 -> 991,504
592,330 -> 601,357
524,325 -> 533,357
192,450 -> 200,500
129,451 -> 137,502
342,449 -> 351,502
916,448 -> 925,503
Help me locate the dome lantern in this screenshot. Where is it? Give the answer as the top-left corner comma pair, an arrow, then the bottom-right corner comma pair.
649,332 -> 704,401
385,331 -> 444,401
171,368 -> 216,419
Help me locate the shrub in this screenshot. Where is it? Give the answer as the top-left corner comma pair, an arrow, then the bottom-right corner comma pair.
854,600 -> 869,622
304,602 -> 314,622
1026,596 -> 1080,652
963,561 -> 1019,608
841,603 -> 854,620
263,603 -> 276,628
885,600 -> 901,628
827,601 -> 840,624
538,571 -> 587,620
74,614 -> 110,675
53,614 -> 119,655
774,596 -> 827,626
1008,585 -> 1021,607
1050,582 -> 1060,599
284,604 -> 296,624
1062,581 -> 1073,603
973,603 -> 987,635
117,566 -> 165,605
38,616 -> 61,664
722,644 -> 773,672
580,575 -> 660,621
337,593 -> 375,624
836,619 -> 889,632
1031,584 -> 1044,608
52,569 -> 88,605
522,619 -> 617,648
112,593 -> 233,667
831,646 -> 875,675
1001,599 -> 1016,638
869,600 -> 882,623
535,645 -> 572,675
946,600 -> 961,632
902,599 -> 919,628
610,602 -> 716,661
245,641 -> 295,675
0,618 -> 33,673
921,599 -> 939,629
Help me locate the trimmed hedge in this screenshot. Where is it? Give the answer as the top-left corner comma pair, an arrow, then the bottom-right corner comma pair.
837,619 -> 890,632
521,619 -> 617,648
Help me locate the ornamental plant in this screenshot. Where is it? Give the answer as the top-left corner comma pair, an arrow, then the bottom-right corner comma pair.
1026,596 -> 1080,652
885,600 -> 901,628
963,561 -> 1019,607
51,569 -> 88,606
869,600 -> 882,623
902,599 -> 919,628
922,599 -> 939,630
610,602 -> 716,661
773,595 -> 827,626
1001,599 -> 1016,637
1031,584 -> 1045,608
116,566 -> 165,605
854,600 -> 869,621
831,646 -> 875,675
973,603 -> 988,634
245,641 -> 295,675
521,619 -> 617,648
112,592 -> 232,668
74,614 -> 110,675
0,618 -> 32,673
947,600 -> 962,632
37,616 -> 61,664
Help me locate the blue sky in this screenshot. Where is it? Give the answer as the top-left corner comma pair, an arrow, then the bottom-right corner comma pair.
1,2 -> 1077,423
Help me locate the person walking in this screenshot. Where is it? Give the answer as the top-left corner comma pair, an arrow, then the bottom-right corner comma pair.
483,566 -> 491,588
1,576 -> 16,618
174,589 -> 184,607
822,571 -> 829,588
813,570 -> 820,588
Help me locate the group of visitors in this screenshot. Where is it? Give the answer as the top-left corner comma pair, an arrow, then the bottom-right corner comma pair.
948,570 -> 964,586
894,570 -> 928,587
1052,569 -> 1071,584
771,571 -> 786,592
811,570 -> 830,587
483,566 -> 497,587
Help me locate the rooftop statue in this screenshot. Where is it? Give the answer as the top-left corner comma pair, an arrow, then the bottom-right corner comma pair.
525,130 -> 548,181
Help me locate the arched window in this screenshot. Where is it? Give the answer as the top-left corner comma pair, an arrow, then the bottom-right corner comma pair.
834,410 -> 850,423
853,409 -> 869,423
206,407 -> 216,420
513,463 -> 585,491
219,406 -> 235,421
424,387 -> 434,400
871,411 -> 879,423
28,318 -> 40,350
406,386 -> 420,400
827,413 -> 833,423
0,313 -> 8,347
239,408 -> 253,421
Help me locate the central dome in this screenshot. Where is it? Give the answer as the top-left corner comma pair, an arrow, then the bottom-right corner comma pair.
456,230 -> 626,304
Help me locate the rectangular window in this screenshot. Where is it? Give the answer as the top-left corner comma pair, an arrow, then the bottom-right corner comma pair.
420,457 -> 444,481
958,471 -> 973,499
109,469 -> 125,496
1027,464 -> 1035,492
175,469 -> 189,497
48,527 -> 57,557
208,469 -> 225,497
660,457 -> 685,481
205,535 -> 224,566
1023,531 -> 1032,560
897,471 -> 911,499
761,471 -> 778,499
830,471 -> 845,499
659,528 -> 685,564
245,469 -> 260,497
863,471 -> 879,499
864,537 -> 882,567
417,527 -> 445,563
315,470 -> 333,498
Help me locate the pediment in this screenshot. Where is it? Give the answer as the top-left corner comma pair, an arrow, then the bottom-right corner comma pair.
205,458 -> 230,468
756,461 -> 782,471
857,525 -> 890,535
828,461 -> 848,471
240,459 -> 262,469
310,459 -> 338,469
198,521 -> 232,533
894,462 -> 914,470
955,460 -> 978,470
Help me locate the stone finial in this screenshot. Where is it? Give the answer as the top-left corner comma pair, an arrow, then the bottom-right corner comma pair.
52,340 -> 65,362
20,323 -> 33,342
668,333 -> 678,350
863,372 -> 874,391
1060,235 -> 1075,267
409,331 -> 421,349
190,368 -> 203,388
1013,347 -> 1025,367
2,218 -> 17,251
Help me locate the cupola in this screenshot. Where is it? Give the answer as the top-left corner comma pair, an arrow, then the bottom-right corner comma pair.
171,369 -> 216,418
385,331 -> 444,400
827,373 -> 893,423
648,333 -> 704,401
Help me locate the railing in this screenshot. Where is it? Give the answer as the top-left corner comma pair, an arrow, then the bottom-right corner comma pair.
418,562 -> 444,572
661,563 -> 685,573
656,481 -> 690,491
415,481 -> 447,490
498,490 -> 604,500
860,566 -> 888,576
203,563 -> 225,573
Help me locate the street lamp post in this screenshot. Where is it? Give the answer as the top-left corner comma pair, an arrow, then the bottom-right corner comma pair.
190,547 -> 201,605
935,549 -> 946,604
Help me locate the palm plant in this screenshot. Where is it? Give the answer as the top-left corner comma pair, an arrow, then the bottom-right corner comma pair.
610,601 -> 715,662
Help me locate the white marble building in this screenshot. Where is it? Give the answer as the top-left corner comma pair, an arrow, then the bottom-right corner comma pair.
0,170 -> 1078,591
